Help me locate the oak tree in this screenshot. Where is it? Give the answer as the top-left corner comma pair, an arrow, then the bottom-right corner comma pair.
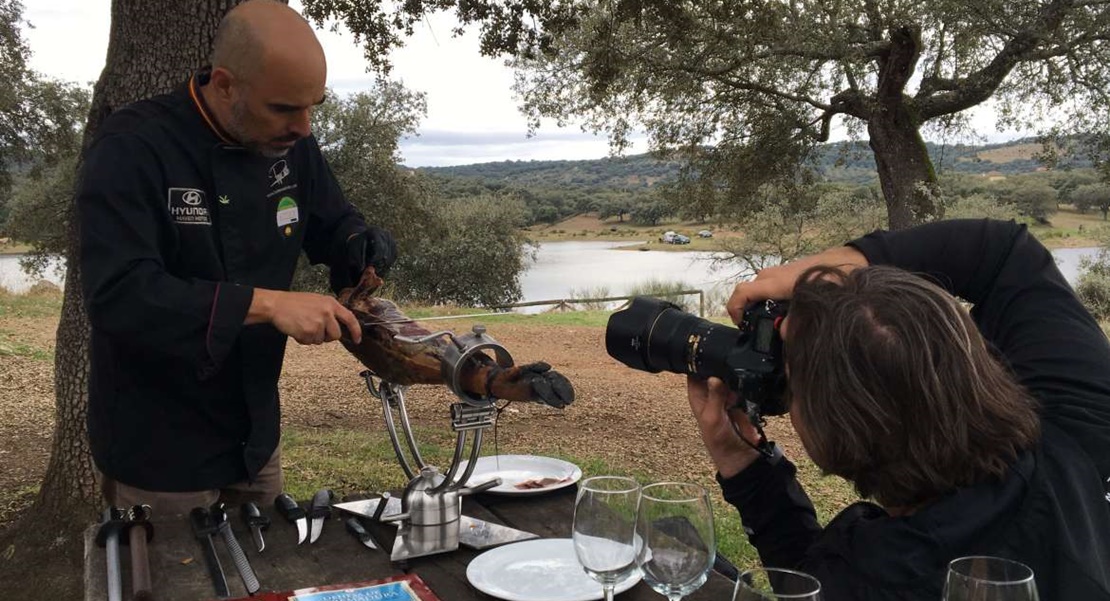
304,0 -> 1110,229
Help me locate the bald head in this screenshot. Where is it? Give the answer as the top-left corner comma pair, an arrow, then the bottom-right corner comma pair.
201,0 -> 328,156
210,0 -> 326,86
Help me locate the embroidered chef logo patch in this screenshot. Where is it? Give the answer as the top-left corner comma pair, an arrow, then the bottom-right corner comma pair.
168,187 -> 211,225
269,160 -> 290,187
276,196 -> 299,236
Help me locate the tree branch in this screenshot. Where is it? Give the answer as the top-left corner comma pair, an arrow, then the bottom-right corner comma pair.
916,0 -> 1080,119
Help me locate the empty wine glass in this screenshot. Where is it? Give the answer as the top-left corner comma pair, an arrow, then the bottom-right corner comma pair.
573,476 -> 642,601
635,482 -> 715,601
943,556 -> 1040,601
733,567 -> 823,601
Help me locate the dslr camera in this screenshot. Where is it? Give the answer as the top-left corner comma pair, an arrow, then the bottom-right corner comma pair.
605,296 -> 789,418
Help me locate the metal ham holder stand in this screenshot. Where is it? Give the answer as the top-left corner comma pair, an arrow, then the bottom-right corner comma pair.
335,325 -> 539,562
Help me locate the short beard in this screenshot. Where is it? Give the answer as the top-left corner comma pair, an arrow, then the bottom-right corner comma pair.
226,100 -> 288,158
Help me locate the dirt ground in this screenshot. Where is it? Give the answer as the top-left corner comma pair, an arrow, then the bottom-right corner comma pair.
0,308 -> 810,522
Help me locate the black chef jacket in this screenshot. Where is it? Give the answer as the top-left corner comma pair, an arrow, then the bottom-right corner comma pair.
78,72 -> 369,491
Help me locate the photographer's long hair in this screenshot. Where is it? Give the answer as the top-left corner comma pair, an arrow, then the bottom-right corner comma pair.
784,265 -> 1040,510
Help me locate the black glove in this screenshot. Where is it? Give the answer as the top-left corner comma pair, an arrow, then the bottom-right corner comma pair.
330,227 -> 397,292
350,226 -> 397,278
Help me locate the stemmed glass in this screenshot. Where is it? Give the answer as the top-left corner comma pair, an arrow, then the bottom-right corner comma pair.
572,476 -> 642,601
942,556 -> 1040,601
733,567 -> 823,601
635,482 -> 716,601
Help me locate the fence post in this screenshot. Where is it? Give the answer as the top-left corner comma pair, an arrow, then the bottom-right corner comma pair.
699,290 -> 704,317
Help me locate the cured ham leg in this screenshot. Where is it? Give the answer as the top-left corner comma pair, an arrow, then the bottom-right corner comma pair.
337,268 -> 574,408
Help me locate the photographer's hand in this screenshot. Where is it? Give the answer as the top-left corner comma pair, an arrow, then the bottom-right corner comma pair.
687,376 -> 763,478
727,246 -> 868,324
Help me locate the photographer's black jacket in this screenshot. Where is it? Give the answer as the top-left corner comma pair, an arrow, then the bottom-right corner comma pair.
720,219 -> 1110,600
78,74 -> 368,491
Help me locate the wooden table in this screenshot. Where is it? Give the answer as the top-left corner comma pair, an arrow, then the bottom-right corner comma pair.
84,485 -> 737,601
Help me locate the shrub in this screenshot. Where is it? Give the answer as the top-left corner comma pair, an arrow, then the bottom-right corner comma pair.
1077,250 -> 1110,321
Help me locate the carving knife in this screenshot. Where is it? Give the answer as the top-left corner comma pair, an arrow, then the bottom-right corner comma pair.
274,492 -> 308,545
210,502 -> 261,595
189,507 -> 229,598
344,516 -> 379,549
240,502 -> 270,553
307,489 -> 334,544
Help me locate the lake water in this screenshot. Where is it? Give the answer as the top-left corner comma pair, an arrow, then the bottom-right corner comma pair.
1,243 -> 1101,304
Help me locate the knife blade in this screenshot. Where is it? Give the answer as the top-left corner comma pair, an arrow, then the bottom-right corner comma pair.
189,507 -> 229,598
307,489 -> 334,544
240,502 -> 270,553
211,503 -> 261,595
274,492 -> 308,545
344,517 -> 379,549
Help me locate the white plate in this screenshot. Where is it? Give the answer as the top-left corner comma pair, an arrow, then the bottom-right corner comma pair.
467,538 -> 641,601
459,455 -> 583,496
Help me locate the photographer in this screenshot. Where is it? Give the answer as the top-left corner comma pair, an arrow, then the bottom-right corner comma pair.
689,219 -> 1110,599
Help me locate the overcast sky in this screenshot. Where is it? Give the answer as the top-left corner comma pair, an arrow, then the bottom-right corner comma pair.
22,1 -> 1017,168
21,0 -> 641,167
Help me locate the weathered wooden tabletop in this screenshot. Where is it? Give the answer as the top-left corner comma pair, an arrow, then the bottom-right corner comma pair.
84,485 -> 736,601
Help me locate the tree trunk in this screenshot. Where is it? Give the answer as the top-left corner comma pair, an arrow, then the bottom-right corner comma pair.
39,0 -> 238,522
868,25 -> 942,231
868,107 -> 941,230
0,1 -> 251,597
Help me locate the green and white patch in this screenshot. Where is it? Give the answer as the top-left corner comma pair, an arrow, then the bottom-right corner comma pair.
276,196 -> 299,228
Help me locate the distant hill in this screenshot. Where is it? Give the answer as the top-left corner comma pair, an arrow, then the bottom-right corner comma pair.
416,138 -> 1094,189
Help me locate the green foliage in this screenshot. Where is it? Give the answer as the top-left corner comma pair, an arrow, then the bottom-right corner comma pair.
5,154 -> 78,275
304,0 -> 1110,230
1003,180 -> 1058,225
0,1 -> 90,230
714,184 -> 887,280
630,197 -> 669,226
943,193 -> 1019,221
1078,249 -> 1110,321
395,194 -> 532,306
1072,183 -> 1110,220
295,85 -> 531,306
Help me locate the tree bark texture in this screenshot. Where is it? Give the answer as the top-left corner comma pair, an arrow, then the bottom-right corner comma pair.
868,25 -> 941,230
36,0 -> 249,524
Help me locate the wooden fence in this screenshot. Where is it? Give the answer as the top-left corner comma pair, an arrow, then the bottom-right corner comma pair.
493,289 -> 705,317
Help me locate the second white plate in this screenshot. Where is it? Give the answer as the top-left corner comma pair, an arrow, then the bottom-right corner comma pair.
466,538 -> 641,601
459,455 -> 582,496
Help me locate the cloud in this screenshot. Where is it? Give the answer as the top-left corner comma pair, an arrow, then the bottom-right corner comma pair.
398,129 -> 650,167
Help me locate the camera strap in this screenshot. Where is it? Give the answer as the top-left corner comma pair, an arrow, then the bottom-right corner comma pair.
733,405 -> 781,462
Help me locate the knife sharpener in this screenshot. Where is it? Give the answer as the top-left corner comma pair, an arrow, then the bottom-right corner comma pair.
358,325 -> 538,561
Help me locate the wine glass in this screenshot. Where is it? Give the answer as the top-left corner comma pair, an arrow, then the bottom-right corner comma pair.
733,567 -> 823,601
635,482 -> 715,601
572,476 -> 642,601
942,556 -> 1040,601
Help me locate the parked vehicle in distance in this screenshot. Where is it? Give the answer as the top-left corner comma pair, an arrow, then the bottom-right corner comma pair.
698,230 -> 713,238
659,230 -> 678,243
672,234 -> 691,244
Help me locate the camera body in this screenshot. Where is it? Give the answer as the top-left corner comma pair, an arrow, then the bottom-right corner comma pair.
605,296 -> 789,416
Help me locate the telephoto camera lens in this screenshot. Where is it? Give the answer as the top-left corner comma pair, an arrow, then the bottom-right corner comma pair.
605,296 -> 788,416
604,297 -> 740,379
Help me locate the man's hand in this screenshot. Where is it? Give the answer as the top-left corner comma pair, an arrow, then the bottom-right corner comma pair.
726,246 -> 869,324
349,227 -> 397,278
247,289 -> 362,345
687,376 -> 763,478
